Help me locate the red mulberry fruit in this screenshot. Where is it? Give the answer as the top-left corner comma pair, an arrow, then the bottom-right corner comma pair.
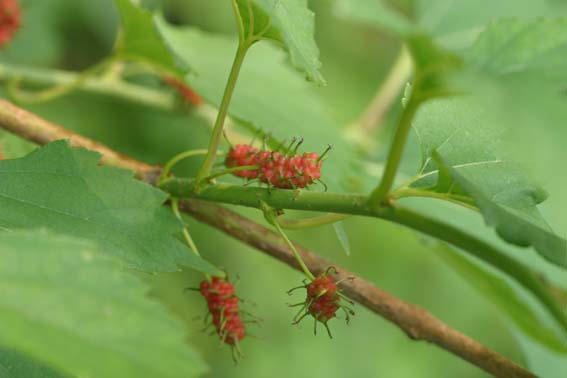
0,0 -> 21,47
288,268 -> 354,337
224,142 -> 328,189
225,144 -> 260,179
200,277 -> 246,346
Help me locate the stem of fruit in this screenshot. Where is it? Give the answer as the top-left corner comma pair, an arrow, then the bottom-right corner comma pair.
194,40 -> 252,186
369,92 -> 420,208
158,149 -> 210,184
7,58 -> 114,104
278,213 -> 351,229
260,201 -> 315,280
171,198 -> 213,281
204,165 -> 259,182
274,220 -> 316,281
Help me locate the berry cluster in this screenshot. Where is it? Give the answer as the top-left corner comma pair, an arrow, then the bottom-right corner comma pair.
288,268 -> 354,337
0,0 -> 21,47
163,76 -> 203,106
225,142 -> 329,189
199,277 -> 246,346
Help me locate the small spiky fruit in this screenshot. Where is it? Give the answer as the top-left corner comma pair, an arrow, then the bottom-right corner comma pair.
256,151 -> 323,189
307,273 -> 340,322
288,268 -> 354,338
0,0 -> 21,47
223,141 -> 328,189
163,76 -> 203,105
200,277 -> 246,345
225,144 -> 259,179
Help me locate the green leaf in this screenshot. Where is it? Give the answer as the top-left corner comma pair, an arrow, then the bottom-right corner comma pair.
404,34 -> 461,97
467,18 -> 567,81
156,21 -> 356,191
113,0 -> 184,76
433,241 -> 567,352
233,0 -> 325,84
335,0 -> 565,50
0,231 -> 207,378
408,98 -> 567,267
0,347 -> 69,378
0,141 -> 220,275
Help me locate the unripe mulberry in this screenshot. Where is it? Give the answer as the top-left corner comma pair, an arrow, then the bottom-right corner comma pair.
200,277 -> 246,345
306,273 -> 340,323
288,268 -> 354,338
163,76 -> 203,105
224,143 -> 327,189
225,144 -> 259,179
0,0 -> 21,47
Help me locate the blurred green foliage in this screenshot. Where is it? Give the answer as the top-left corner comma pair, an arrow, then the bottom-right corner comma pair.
3,0 -> 566,377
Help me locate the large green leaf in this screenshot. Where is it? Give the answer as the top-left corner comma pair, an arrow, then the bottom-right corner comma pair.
0,231 -> 207,378
465,18 -> 567,87
113,0 -> 184,76
156,21 -> 357,191
433,241 -> 567,352
335,0 -> 565,49
0,141 -> 220,275
409,98 -> 567,268
0,348 -> 69,378
234,0 -> 324,84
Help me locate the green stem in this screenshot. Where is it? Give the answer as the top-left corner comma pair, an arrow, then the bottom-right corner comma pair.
204,165 -> 259,182
0,63 -> 177,111
273,219 -> 315,280
278,213 -> 351,230
369,93 -> 420,208
391,187 -> 478,211
171,198 -> 212,281
8,59 -> 113,104
158,149 -> 210,185
195,40 -> 251,185
160,179 -> 567,332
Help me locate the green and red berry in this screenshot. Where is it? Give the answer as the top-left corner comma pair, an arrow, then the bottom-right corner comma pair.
0,0 -> 21,47
225,141 -> 329,189
200,276 -> 246,346
288,267 -> 354,337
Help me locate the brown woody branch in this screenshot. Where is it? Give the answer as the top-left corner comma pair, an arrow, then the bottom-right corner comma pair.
0,99 -> 536,378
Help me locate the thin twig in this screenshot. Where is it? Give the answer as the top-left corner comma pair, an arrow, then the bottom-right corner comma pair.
0,100 -> 536,378
0,100 -> 161,183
